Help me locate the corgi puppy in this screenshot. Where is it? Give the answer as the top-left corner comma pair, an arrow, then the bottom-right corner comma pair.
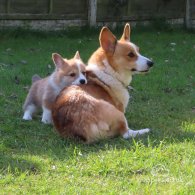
23,51 -> 87,124
52,23 -> 154,143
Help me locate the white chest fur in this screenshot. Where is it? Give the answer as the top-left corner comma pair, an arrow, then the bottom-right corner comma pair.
87,61 -> 130,111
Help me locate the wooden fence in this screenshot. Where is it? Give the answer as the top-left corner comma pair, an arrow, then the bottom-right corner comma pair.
0,0 -> 194,29
186,0 -> 195,28
0,0 -> 88,20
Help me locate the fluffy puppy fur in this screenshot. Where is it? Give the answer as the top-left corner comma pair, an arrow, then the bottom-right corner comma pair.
23,51 -> 87,124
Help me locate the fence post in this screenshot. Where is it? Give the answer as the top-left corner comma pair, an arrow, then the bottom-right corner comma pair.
7,0 -> 11,13
185,0 -> 191,29
88,0 -> 97,27
49,0 -> 53,14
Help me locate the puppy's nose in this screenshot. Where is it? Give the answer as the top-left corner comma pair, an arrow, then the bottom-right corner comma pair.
80,79 -> 86,84
147,60 -> 154,67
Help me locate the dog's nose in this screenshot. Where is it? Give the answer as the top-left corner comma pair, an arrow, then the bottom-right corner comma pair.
80,79 -> 86,84
147,60 -> 154,67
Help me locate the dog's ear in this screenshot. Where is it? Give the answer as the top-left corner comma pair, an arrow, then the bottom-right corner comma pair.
74,51 -> 81,60
52,53 -> 68,69
99,27 -> 117,55
120,23 -> 131,41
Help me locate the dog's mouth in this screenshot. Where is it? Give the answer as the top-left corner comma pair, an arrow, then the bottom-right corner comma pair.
131,68 -> 149,73
140,70 -> 149,73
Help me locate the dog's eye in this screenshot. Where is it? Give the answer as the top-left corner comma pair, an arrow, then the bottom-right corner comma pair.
128,52 -> 135,58
69,73 -> 76,77
82,71 -> 86,76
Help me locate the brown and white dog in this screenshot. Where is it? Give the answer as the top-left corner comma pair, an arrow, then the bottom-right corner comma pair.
52,23 -> 154,143
23,51 -> 87,124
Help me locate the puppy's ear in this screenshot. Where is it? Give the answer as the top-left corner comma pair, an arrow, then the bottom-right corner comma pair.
74,51 -> 81,60
99,27 -> 117,55
120,23 -> 131,41
52,53 -> 68,69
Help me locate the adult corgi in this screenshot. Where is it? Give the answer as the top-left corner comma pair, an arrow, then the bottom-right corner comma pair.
52,23 -> 154,142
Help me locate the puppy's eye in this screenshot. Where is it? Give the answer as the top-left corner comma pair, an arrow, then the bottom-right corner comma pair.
128,52 -> 135,58
82,71 -> 86,76
69,73 -> 76,77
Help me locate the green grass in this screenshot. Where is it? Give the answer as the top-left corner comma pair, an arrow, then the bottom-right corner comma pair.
0,27 -> 195,194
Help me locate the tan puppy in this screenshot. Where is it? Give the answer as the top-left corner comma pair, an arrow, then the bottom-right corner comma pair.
52,23 -> 154,142
23,51 -> 87,124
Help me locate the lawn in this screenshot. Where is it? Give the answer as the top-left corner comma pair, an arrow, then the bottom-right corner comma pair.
0,27 -> 195,194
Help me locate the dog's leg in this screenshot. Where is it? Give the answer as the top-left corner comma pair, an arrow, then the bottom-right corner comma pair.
42,106 -> 52,124
119,115 -> 150,139
23,104 -> 37,120
122,128 -> 150,139
97,102 -> 150,140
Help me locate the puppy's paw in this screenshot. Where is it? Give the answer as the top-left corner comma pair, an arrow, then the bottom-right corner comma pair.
41,118 -> 52,124
23,113 -> 32,121
42,107 -> 52,124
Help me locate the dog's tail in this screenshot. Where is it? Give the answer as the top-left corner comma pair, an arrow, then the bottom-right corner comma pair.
32,74 -> 41,83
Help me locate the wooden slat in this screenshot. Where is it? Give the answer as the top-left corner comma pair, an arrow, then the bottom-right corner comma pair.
9,0 -> 48,14
0,0 -> 7,13
49,0 -> 53,14
7,0 -> 11,13
191,2 -> 195,18
97,0 -> 185,21
52,0 -> 87,16
0,13 -> 87,20
97,16 -> 185,23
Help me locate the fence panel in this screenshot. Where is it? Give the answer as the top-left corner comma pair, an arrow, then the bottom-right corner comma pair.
0,0 -> 7,13
9,0 -> 49,14
97,0 -> 185,22
52,0 -> 88,19
0,0 -> 88,20
191,0 -> 195,18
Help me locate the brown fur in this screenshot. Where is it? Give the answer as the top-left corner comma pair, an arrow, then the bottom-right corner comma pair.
52,77 -> 128,143
52,23 -> 153,142
23,77 -> 50,109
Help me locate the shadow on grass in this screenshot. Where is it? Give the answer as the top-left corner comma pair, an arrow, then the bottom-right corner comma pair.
1,114 -> 194,176
0,154 -> 41,176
